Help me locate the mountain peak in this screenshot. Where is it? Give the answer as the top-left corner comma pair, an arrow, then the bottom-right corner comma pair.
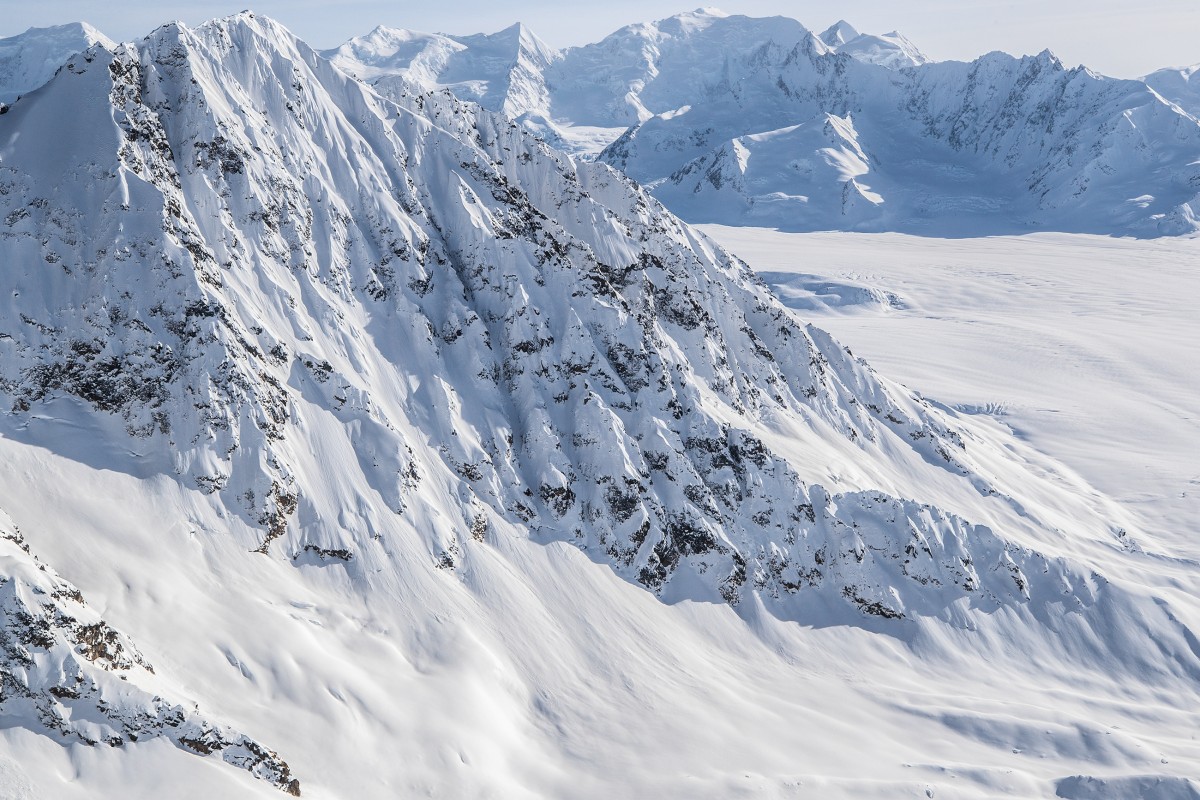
1143,61 -> 1200,117
819,20 -> 860,47
1030,47 -> 1065,70
193,9 -> 293,40
652,7 -> 734,36
0,19 -> 116,103
834,28 -> 928,69
458,20 -> 558,64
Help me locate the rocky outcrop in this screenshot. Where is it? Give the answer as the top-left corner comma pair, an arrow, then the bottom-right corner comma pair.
0,511 -> 299,794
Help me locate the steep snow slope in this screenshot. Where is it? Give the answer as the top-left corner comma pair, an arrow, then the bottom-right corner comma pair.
606,46 -> 1200,235
1,12 -> 1199,798
0,512 -> 298,793
0,22 -> 114,104
1145,63 -> 1200,118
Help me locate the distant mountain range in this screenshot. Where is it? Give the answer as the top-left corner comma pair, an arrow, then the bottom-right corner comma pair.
3,10 -> 1198,235
324,8 -> 1200,236
322,10 -> 930,156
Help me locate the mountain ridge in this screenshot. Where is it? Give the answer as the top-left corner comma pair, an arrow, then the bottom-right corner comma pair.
0,21 -> 115,104
0,10 -> 1198,797
322,9 -> 1200,235
323,9 -> 927,157
7,11 -> 1198,235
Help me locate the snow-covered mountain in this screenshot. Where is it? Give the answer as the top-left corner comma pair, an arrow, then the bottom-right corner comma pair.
1145,63 -> 1200,118
325,9 -> 925,156
323,22 -> 557,121
0,22 -> 114,104
1,11 -> 1199,797
819,20 -> 928,69
602,46 -> 1200,235
327,9 -> 1200,236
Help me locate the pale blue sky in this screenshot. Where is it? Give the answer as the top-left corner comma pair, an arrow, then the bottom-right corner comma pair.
4,0 -> 1198,78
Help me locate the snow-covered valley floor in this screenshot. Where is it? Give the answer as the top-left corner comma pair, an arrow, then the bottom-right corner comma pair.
704,228 -> 1200,563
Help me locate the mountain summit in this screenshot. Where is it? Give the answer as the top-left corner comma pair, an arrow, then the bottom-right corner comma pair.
0,21 -> 115,103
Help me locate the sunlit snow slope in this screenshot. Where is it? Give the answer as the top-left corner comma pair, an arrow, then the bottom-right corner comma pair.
0,12 -> 1198,799
1145,63 -> 1200,118
601,43 -> 1200,235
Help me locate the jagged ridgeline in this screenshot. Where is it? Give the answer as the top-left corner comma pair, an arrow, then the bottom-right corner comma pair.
0,12 -> 1016,607
0,10 -> 1177,626
1,13 -> 1198,789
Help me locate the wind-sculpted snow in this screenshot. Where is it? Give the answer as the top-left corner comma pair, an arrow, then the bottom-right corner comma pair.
0,511 -> 299,794
1,13 -> 1199,791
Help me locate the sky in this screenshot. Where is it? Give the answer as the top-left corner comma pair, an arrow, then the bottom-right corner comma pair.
2,0 -> 1198,78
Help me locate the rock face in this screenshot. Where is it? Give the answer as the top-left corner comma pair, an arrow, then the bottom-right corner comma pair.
0,11 -> 1198,792
0,511 -> 299,794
